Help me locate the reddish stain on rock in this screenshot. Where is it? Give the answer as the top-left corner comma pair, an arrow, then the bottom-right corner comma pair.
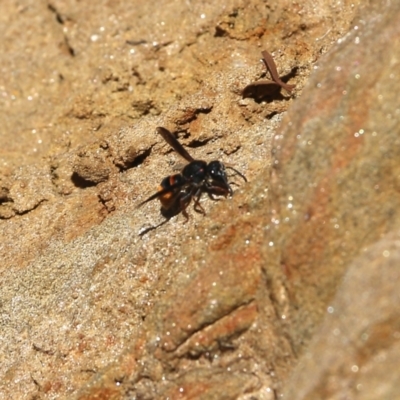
157,246 -> 262,353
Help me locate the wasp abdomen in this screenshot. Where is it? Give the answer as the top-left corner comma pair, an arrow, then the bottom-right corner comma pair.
158,174 -> 185,209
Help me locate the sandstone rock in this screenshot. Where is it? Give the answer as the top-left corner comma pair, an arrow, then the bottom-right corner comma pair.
5,0 -> 394,398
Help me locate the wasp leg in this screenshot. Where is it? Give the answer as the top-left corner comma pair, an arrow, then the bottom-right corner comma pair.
211,186 -> 230,195
193,189 -> 206,215
206,185 -> 231,199
178,188 -> 196,222
138,219 -> 170,237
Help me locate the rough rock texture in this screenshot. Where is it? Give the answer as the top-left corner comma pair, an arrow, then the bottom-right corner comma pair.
277,1 -> 400,398
283,231 -> 400,400
1,0 -> 400,399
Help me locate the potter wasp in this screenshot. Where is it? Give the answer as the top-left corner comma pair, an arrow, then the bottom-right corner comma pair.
137,127 -> 247,219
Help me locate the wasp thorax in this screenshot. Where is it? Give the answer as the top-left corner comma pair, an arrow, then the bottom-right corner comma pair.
182,160 -> 207,184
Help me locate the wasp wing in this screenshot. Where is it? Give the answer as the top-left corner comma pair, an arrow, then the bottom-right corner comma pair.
157,127 -> 194,162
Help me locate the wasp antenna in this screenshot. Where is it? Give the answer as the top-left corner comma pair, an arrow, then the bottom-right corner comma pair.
225,165 -> 247,182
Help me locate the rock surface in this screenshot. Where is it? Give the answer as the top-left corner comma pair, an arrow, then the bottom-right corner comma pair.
283,230 -> 400,400
1,0 -> 400,399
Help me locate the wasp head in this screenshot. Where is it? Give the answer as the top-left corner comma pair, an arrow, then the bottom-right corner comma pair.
207,161 -> 232,195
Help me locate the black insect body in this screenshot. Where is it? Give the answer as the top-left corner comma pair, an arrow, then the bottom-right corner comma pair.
138,127 -> 246,219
